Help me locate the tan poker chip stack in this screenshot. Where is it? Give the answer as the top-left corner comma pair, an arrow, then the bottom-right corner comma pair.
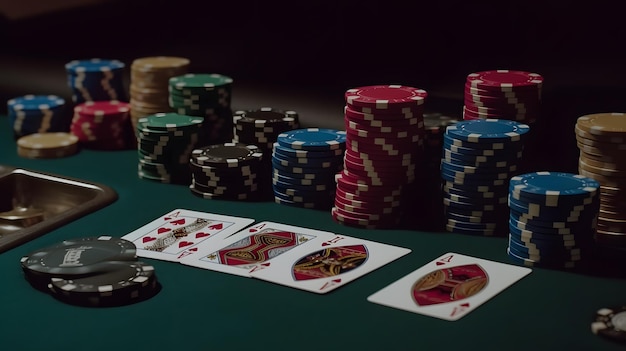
17,132 -> 79,159
129,56 -> 191,130
575,112 -> 626,247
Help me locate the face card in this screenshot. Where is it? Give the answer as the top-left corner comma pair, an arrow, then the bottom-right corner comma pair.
180,221 -> 338,277
248,233 -> 411,294
122,209 -> 254,262
367,252 -> 532,321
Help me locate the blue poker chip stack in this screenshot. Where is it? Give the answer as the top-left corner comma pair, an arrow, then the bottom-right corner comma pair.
507,172 -> 600,269
7,95 -> 68,137
272,128 -> 346,210
65,58 -> 127,104
441,119 -> 530,236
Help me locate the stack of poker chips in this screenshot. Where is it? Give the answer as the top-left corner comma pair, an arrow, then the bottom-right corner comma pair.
65,59 -> 127,104
129,56 -> 190,129
507,172 -> 600,269
16,132 -> 79,159
189,143 -> 263,200
574,112 -> 626,248
168,73 -> 234,145
7,95 -> 68,138
20,236 -> 158,307
272,128 -> 345,209
334,85 -> 426,229
233,107 -> 301,199
70,100 -> 133,150
442,119 -> 529,236
463,70 -> 543,125
136,113 -> 204,184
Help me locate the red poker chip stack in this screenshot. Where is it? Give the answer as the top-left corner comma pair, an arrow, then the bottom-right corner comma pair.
70,100 -> 134,150
463,70 -> 543,125
333,85 -> 427,229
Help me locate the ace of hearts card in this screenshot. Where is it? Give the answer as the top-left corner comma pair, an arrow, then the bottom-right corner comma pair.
122,209 -> 255,262
367,252 -> 532,321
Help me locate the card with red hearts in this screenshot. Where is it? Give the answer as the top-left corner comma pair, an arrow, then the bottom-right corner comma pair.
122,209 -> 254,262
367,252 -> 532,321
180,221 -> 338,277
247,230 -> 411,294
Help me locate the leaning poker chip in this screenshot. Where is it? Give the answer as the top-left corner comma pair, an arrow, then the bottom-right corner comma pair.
47,260 -> 158,307
16,132 -> 79,159
592,306 -> 626,343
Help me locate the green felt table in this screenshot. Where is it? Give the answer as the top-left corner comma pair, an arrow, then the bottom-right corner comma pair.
0,114 -> 625,351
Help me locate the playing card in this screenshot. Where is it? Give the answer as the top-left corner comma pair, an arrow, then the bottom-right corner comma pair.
248,233 -> 411,294
367,252 -> 532,321
180,221 -> 337,277
122,209 -> 254,262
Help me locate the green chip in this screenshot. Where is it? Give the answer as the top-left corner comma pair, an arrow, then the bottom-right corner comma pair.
143,113 -> 203,131
169,73 -> 233,90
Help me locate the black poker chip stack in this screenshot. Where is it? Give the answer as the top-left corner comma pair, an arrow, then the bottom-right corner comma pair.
20,236 -> 159,307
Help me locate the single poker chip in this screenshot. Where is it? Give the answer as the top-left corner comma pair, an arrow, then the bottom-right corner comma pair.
131,56 -> 190,71
233,107 -> 299,126
466,70 -> 543,90
7,94 -> 66,111
169,73 -> 233,89
277,128 -> 346,150
446,119 -> 530,143
509,172 -> 600,203
345,85 -> 427,110
145,113 -> 204,130
17,132 -> 79,158
47,261 -> 157,307
592,306 -> 626,343
65,58 -> 125,73
577,113 -> 626,137
192,143 -> 263,167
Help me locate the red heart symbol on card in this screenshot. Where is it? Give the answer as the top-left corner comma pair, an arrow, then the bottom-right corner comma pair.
163,217 -> 171,220
178,241 -> 193,248
157,227 -> 171,234
196,232 -> 209,238
461,303 -> 470,307
190,248 -> 198,252
171,219 -> 185,225
322,242 -> 330,246
249,228 -> 258,232
209,223 -> 223,230
436,261 -> 445,266
143,236 -> 156,243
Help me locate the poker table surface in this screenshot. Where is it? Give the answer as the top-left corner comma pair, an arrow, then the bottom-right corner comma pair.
0,114 -> 625,351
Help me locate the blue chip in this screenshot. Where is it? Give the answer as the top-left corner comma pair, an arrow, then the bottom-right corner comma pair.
271,152 -> 343,169
506,248 -> 579,269
509,172 -> 600,205
272,142 -> 344,158
443,134 -> 525,150
65,58 -> 125,73
7,95 -> 65,111
446,119 -> 530,143
277,128 -> 346,151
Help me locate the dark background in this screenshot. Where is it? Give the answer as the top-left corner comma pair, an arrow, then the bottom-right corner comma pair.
1,0 -> 625,171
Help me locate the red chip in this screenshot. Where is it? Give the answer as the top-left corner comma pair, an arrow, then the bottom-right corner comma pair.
345,85 -> 428,110
466,70 -> 543,90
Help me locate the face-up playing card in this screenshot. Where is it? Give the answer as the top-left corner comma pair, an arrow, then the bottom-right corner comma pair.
122,209 -> 254,262
248,233 -> 411,294
367,252 -> 531,321
180,221 -> 338,277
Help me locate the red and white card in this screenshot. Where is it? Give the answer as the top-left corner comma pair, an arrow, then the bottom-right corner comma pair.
122,209 -> 254,262
180,221 -> 337,277
247,231 -> 411,294
367,252 -> 532,321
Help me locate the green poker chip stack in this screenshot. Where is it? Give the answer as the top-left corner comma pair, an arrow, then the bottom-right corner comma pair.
168,73 -> 234,145
136,112 -> 204,184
